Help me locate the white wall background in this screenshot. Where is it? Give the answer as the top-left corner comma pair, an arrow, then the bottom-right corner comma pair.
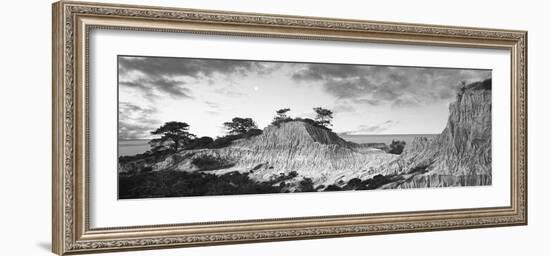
0,0 -> 547,255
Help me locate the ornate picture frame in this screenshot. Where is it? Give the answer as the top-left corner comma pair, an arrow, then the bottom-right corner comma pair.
52,1 -> 527,255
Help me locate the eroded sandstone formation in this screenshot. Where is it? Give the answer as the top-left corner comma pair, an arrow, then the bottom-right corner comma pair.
119,79 -> 493,191
382,79 -> 492,188
153,121 -> 397,186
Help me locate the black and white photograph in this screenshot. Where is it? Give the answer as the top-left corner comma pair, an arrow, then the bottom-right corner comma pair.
1,0 -> 541,255
117,55 -> 492,199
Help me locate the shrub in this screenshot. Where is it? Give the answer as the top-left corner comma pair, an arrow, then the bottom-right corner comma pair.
271,117 -> 292,127
208,135 -> 241,148
271,117 -> 331,131
268,171 -> 299,184
343,178 -> 362,190
208,129 -> 262,149
320,174 -> 397,191
185,136 -> 214,150
467,78 -> 492,90
388,140 -> 406,154
271,108 -> 292,126
244,128 -> 263,138
191,155 -> 234,171
363,174 -> 392,189
324,185 -> 343,191
297,178 -> 315,192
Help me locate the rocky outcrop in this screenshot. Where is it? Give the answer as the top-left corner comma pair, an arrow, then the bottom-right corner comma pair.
383,79 -> 492,188
154,121 -> 397,186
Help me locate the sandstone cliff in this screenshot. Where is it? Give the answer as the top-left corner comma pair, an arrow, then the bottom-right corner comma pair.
153,121 -> 397,186
381,79 -> 492,188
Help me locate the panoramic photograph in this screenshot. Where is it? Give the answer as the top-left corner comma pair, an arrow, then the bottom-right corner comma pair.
117,55 -> 492,199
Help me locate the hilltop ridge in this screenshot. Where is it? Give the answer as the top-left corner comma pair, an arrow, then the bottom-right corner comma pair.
151,120 -> 396,187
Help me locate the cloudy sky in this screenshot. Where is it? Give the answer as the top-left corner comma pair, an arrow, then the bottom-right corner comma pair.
118,55 -> 491,140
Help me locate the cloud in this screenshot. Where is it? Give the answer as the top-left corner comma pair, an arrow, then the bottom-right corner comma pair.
119,77 -> 192,99
342,120 -> 398,135
332,103 -> 356,113
213,87 -> 249,97
119,56 -> 270,79
206,111 -> 221,116
118,102 -> 159,140
292,64 -> 491,107
204,101 -> 220,109
351,98 -> 383,106
119,56 -> 278,100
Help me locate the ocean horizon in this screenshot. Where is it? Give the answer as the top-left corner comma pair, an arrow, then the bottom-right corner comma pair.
118,134 -> 438,157
339,133 -> 438,145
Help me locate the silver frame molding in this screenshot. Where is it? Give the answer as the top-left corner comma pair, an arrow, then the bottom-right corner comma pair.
52,1 -> 527,255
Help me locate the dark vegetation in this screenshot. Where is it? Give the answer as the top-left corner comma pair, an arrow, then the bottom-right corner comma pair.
118,158 -> 407,198
467,78 -> 492,90
313,107 -> 334,129
119,118 -> 263,165
207,128 -> 262,149
119,171 -> 280,199
270,107 -> 334,131
223,117 -> 258,135
149,118 -> 261,152
267,171 -> 298,183
272,117 -> 331,130
119,170 -> 309,199
184,136 -> 214,150
323,162 -> 434,192
272,108 -> 291,124
191,155 -> 235,171
457,78 -> 491,98
324,174 -> 396,191
298,178 -> 315,192
149,122 -> 195,152
388,140 -> 406,154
